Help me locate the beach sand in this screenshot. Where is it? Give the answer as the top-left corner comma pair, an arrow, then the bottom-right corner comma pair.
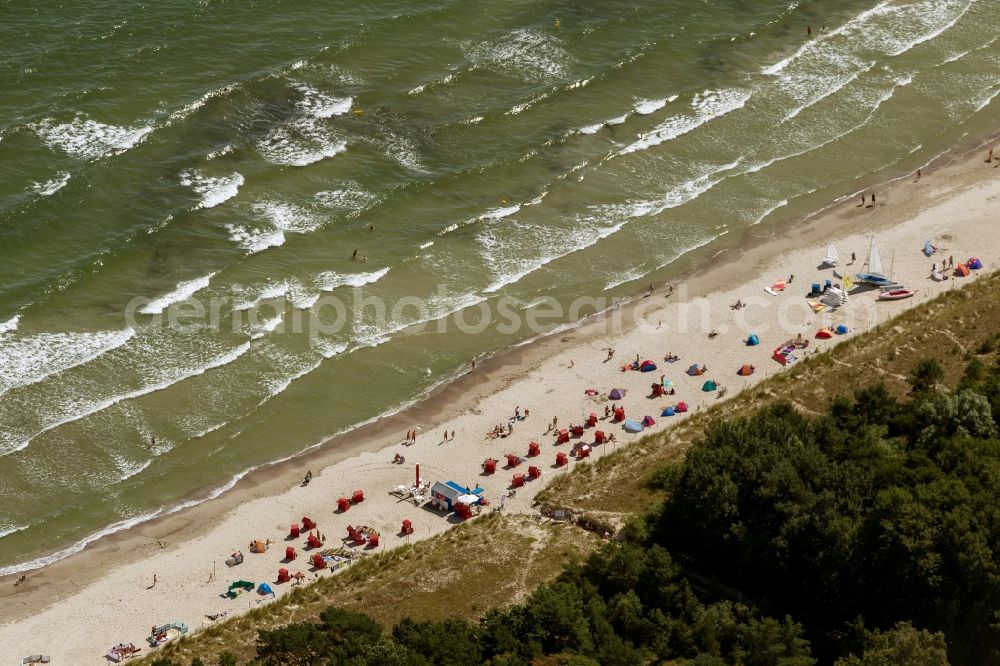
2,140 -> 999,662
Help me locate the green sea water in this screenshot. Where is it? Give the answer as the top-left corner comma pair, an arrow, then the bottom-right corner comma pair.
0,0 -> 997,572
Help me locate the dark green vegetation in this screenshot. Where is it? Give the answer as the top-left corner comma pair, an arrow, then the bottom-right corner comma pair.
149,354 -> 1000,665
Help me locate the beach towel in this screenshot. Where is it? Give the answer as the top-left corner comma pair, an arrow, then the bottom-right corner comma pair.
623,420 -> 643,433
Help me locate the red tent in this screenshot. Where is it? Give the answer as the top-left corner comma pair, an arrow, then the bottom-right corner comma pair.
506,453 -> 521,467
401,519 -> 413,535
816,328 -> 833,339
483,458 -> 497,474
675,402 -> 688,413
528,441 -> 540,457
512,473 -> 525,488
285,546 -> 297,561
351,489 -> 365,503
556,429 -> 570,443
528,465 -> 542,479
594,430 -> 606,444
301,516 -> 316,530
586,413 -> 598,427
555,451 -> 568,466
307,533 -> 322,549
311,553 -> 326,569
289,523 -> 300,539
337,497 -> 350,512
277,567 -> 290,583
613,407 -> 625,422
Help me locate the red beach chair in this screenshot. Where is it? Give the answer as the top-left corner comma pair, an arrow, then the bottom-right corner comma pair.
556,429 -> 569,443
586,413 -> 598,427
337,497 -> 350,512
311,553 -> 326,569
285,546 -> 296,561
528,465 -> 541,479
307,533 -> 322,549
613,407 -> 625,422
555,451 -> 568,466
277,567 -> 290,583
594,430 -> 606,444
512,473 -> 525,488
302,516 -> 316,530
289,523 -> 300,539
483,458 -> 497,474
571,425 -> 584,437
506,453 -> 521,467
352,489 -> 364,503
401,519 -> 413,535
367,533 -> 379,548
527,441 -> 540,457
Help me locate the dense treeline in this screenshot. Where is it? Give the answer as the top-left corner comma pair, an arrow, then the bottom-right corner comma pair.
152,356 -> 1000,666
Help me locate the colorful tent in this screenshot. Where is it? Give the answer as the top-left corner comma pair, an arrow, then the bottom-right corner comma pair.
955,264 -> 970,277
623,420 -> 643,433
639,360 -> 657,372
816,329 -> 833,339
968,257 -> 983,269
737,364 -> 754,376
258,583 -> 273,595
702,380 -> 717,392
609,388 -> 626,400
250,540 -> 268,554
835,324 -> 849,334
746,334 -> 759,346
676,401 -> 689,413
662,406 -> 675,416
772,279 -> 786,291
686,364 -> 703,376
642,415 -> 655,427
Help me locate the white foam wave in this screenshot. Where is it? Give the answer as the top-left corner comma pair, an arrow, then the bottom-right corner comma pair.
250,311 -> 285,339
206,144 -> 233,160
167,83 -> 240,124
419,241 -> 434,249
180,170 -> 244,209
295,84 -> 352,118
603,230 -> 729,291
460,115 -> 484,125
227,200 -> 324,254
0,314 -> 20,334
464,28 -> 571,82
0,458 -> 260,577
257,117 -> 347,167
0,524 -> 29,540
634,98 -> 667,115
0,327 -> 136,395
30,172 -> 70,197
750,199 -> 789,225
314,339 -> 348,358
114,456 -> 152,482
578,123 -> 603,135
31,115 -> 153,161
234,281 -> 294,311
315,267 -> 390,291
620,89 -> 751,155
782,61 -> 873,122
140,273 -> 215,315
438,203 -> 521,236
7,342 -> 251,455
314,185 -> 376,216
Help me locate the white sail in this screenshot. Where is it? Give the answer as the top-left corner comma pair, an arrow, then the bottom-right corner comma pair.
824,244 -> 839,265
867,237 -> 884,276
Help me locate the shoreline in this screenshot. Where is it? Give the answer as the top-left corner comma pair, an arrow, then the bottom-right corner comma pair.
1,134 -> 998,661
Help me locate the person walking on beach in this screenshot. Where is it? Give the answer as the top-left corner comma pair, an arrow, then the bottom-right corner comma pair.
151,574 -> 157,588
871,193 -> 876,206
915,169 -> 921,182
988,147 -> 994,163
451,430 -> 455,440
470,359 -> 476,372
806,25 -> 812,36
851,251 -> 856,263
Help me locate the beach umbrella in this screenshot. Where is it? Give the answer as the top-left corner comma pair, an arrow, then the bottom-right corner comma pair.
456,494 -> 478,505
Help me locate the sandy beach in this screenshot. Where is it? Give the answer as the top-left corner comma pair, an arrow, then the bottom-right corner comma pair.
2,139 -> 999,663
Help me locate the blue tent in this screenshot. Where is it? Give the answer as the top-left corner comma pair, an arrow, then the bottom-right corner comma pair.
661,406 -> 675,417
835,324 -> 849,334
686,364 -> 703,376
639,360 -> 657,372
746,334 -> 759,346
623,420 -> 643,433
258,583 -> 273,595
969,257 -> 983,269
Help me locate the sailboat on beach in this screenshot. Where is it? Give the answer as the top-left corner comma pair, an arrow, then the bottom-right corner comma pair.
822,244 -> 839,267
855,236 -> 895,287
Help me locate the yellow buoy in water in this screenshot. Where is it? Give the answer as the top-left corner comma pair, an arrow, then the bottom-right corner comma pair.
352,109 -> 364,118
554,19 -> 561,32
